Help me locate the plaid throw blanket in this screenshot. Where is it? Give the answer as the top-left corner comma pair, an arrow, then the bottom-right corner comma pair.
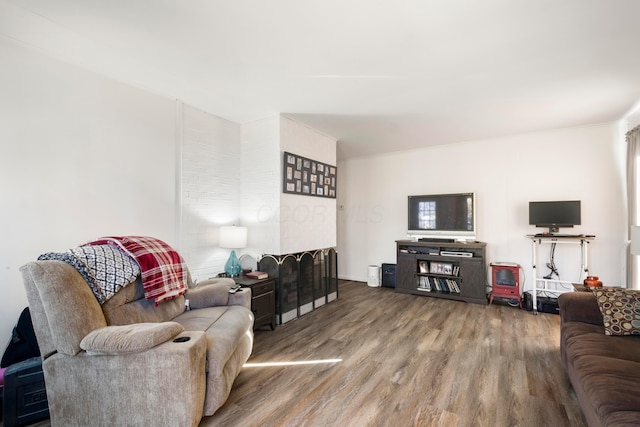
87,236 -> 188,305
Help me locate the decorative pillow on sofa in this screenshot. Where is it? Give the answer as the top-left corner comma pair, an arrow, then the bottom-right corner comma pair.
593,287 -> 640,336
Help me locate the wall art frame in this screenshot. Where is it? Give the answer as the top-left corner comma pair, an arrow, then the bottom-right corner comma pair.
283,151 -> 337,198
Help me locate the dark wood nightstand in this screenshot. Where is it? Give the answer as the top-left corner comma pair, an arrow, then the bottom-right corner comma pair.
234,276 -> 276,331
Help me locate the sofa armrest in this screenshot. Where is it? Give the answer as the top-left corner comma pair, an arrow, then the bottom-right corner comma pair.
558,291 -> 604,326
229,287 -> 251,309
80,322 -> 185,355
186,278 -> 251,309
44,330 -> 207,426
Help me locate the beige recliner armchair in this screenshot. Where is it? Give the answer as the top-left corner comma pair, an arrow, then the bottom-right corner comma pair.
20,260 -> 254,427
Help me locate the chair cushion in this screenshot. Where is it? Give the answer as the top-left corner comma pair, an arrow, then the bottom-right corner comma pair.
174,305 -> 253,374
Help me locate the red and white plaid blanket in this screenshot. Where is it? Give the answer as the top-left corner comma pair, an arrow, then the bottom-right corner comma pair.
86,236 -> 187,305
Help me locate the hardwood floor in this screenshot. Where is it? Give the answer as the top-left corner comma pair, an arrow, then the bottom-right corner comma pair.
201,280 -> 586,427
11,280 -> 585,427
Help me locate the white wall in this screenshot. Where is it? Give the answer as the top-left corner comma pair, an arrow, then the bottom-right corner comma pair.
240,115 -> 281,256
240,115 -> 337,256
337,123 -> 627,293
0,39 -> 178,346
178,103 -> 241,281
279,116 -> 337,254
626,105 -> 640,130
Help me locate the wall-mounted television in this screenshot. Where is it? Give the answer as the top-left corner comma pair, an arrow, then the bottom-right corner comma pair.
408,193 -> 475,240
529,200 -> 581,233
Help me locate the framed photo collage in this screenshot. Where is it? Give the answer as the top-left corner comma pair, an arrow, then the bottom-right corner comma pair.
283,151 -> 337,199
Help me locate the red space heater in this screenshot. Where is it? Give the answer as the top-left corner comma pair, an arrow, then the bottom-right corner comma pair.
489,263 -> 522,308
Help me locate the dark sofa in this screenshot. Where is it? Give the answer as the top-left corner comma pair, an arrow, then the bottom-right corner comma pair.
558,291 -> 640,427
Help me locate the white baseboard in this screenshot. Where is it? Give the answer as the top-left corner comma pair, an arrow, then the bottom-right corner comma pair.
338,274 -> 367,283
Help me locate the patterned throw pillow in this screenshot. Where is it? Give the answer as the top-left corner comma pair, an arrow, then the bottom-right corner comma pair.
593,287 -> 640,336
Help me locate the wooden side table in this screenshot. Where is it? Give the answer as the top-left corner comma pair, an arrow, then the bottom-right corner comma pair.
234,276 -> 276,331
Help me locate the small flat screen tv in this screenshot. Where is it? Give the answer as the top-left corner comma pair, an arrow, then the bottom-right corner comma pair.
408,193 -> 475,240
529,200 -> 581,232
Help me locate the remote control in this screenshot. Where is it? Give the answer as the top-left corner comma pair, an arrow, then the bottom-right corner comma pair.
228,284 -> 241,294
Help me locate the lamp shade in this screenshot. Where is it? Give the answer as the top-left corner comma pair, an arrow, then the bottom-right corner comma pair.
219,226 -> 247,249
632,226 -> 640,255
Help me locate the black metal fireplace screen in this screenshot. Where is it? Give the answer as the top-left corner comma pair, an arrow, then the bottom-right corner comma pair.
259,248 -> 338,324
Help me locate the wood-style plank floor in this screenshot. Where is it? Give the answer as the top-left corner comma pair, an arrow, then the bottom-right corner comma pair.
15,280 -> 585,427
201,280 -> 586,427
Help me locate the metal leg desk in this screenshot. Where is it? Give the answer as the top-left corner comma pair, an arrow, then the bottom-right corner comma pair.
529,235 -> 593,314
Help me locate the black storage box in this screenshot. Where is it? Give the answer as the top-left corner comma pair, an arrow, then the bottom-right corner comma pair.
381,263 -> 396,288
523,291 -> 559,314
3,357 -> 49,427
538,296 -> 560,314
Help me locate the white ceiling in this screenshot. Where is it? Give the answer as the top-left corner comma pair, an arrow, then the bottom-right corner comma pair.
2,0 -> 640,159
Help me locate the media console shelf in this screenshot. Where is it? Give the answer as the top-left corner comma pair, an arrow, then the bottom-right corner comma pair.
395,240 -> 487,305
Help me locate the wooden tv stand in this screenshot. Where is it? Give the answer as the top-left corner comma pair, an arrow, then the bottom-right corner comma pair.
395,240 -> 487,305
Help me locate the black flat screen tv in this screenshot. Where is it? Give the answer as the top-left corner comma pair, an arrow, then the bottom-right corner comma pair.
529,200 -> 581,232
408,193 -> 475,240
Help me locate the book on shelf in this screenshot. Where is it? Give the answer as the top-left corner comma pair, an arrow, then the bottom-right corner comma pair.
439,277 -> 450,293
418,275 -> 461,294
449,279 -> 460,293
245,271 -> 268,279
446,278 -> 460,294
417,276 -> 431,291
